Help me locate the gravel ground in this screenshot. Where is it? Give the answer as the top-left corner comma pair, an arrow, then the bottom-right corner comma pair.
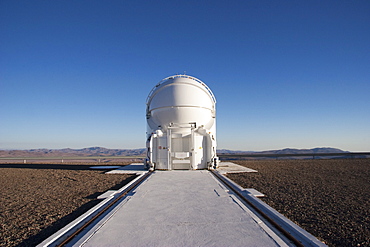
227,159 -> 370,247
1,159 -> 369,247
0,163 -> 136,247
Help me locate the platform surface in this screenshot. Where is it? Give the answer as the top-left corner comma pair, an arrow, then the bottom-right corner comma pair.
72,170 -> 289,247
217,161 -> 258,174
106,163 -> 147,174
106,162 -> 257,175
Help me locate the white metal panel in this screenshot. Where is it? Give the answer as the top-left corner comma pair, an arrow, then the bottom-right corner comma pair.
149,82 -> 214,111
172,160 -> 191,164
174,152 -> 190,158
148,107 -> 215,131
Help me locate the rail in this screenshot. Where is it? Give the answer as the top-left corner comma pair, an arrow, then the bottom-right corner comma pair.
38,171 -> 152,247
210,170 -> 327,246
38,169 -> 327,246
217,152 -> 370,160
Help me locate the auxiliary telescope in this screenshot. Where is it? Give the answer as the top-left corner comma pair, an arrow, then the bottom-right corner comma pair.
145,75 -> 219,170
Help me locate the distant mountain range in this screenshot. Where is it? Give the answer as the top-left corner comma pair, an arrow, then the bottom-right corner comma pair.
0,147 -> 146,158
218,147 -> 348,155
0,147 -> 348,158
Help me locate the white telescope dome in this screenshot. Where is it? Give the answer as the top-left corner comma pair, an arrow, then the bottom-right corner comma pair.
146,75 -> 216,131
145,74 -> 219,170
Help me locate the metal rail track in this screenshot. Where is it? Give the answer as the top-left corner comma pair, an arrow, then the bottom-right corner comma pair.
44,171 -> 153,247
210,170 -> 326,247
41,169 -> 325,247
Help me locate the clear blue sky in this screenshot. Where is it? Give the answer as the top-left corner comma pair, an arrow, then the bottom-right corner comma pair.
1,1 -> 369,151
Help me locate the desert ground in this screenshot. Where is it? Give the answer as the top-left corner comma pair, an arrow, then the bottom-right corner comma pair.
0,159 -> 369,247
0,162 -> 136,247
228,159 -> 370,247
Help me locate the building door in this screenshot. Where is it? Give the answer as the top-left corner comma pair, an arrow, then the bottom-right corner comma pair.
171,133 -> 192,169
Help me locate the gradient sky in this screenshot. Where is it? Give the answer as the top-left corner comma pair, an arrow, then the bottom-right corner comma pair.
1,1 -> 369,151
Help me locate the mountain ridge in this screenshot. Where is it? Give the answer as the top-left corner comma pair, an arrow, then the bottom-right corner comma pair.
0,147 -> 348,158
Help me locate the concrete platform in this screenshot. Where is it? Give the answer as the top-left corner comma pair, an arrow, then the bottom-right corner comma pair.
68,171 -> 290,247
90,166 -> 121,169
217,162 -> 258,174
106,163 -> 147,174
105,162 -> 257,175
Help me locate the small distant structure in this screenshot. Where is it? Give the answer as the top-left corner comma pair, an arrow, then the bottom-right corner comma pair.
145,75 -> 219,170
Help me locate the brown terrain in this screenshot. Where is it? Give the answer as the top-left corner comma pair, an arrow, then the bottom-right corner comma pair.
0,159 -> 369,247
228,159 -> 370,247
0,162 -> 136,247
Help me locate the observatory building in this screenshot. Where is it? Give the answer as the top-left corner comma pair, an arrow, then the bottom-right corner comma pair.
145,75 -> 219,170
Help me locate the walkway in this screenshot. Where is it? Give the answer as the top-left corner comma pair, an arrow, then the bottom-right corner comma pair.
69,170 -> 289,246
